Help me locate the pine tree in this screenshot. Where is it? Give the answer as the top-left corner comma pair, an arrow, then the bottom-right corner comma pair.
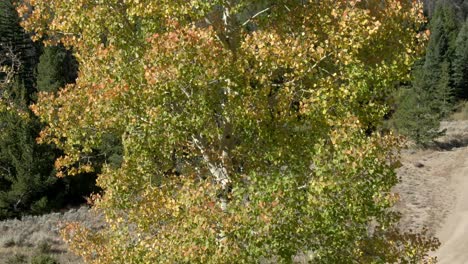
36,45 -> 78,93
423,2 -> 458,93
0,78 -> 59,218
423,0 -> 468,21
393,2 -> 458,145
453,18 -> 468,99
392,63 -> 445,145
434,60 -> 455,116
0,0 -> 95,219
393,88 -> 442,145
0,0 -> 37,101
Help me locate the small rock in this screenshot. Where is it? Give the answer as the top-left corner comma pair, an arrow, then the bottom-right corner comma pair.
414,162 -> 424,168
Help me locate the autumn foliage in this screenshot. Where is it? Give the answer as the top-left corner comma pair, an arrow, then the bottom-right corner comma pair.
18,0 -> 438,263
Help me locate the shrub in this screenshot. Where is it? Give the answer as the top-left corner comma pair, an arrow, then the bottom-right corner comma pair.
30,254 -> 59,264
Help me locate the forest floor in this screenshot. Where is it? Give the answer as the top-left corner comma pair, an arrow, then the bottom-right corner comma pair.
395,120 -> 468,263
0,121 -> 467,263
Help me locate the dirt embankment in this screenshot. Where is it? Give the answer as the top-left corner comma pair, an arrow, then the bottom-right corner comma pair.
395,120 -> 468,263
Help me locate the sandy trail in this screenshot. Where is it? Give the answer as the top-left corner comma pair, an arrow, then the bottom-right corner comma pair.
395,120 -> 468,263
434,145 -> 468,263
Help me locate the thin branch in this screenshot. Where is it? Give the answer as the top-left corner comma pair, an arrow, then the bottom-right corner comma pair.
180,85 -> 192,99
241,7 -> 271,26
0,44 -> 21,90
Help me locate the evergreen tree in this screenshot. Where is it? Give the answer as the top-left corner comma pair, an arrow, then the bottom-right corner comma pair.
393,88 -> 442,145
392,64 -> 445,145
0,0 -> 37,101
423,0 -> 468,21
36,45 -> 78,93
453,18 -> 468,98
434,60 -> 455,116
393,2 -> 458,145
0,0 -> 96,219
0,81 -> 58,218
423,2 -> 458,94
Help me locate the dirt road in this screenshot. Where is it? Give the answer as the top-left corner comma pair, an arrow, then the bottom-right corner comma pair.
434,144 -> 468,263
395,121 -> 468,263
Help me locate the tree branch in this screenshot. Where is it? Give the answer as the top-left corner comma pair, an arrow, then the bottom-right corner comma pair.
0,44 -> 21,91
241,7 -> 271,26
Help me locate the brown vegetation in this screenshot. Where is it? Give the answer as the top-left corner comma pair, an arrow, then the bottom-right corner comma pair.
0,207 -> 103,264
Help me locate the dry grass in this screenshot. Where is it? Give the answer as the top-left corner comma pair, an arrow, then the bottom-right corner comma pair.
0,207 -> 104,264
433,120 -> 468,150
449,101 -> 468,121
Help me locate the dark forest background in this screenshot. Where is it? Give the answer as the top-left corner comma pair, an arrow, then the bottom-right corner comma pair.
0,0 -> 113,220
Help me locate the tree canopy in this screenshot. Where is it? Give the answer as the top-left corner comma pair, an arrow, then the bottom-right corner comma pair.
18,0 -> 438,263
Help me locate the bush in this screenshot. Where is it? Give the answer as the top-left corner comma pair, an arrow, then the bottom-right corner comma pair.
36,240 -> 52,254
30,254 -> 59,264
25,241 -> 59,264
